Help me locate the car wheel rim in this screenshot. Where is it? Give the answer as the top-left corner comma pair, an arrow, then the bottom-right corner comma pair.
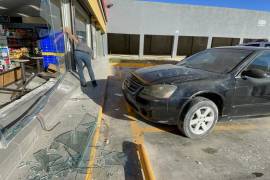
189,106 -> 215,135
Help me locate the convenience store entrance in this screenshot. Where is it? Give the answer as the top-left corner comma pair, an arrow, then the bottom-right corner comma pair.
0,0 -> 65,107
70,0 -> 92,71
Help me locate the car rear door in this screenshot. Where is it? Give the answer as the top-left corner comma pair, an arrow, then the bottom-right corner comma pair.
233,50 -> 270,117
265,43 -> 270,48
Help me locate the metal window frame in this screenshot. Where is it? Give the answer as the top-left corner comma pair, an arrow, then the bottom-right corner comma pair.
72,0 -> 92,48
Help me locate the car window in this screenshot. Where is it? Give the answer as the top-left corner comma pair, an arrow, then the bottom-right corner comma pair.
245,44 -> 260,47
178,49 -> 253,73
265,44 -> 270,48
247,51 -> 270,73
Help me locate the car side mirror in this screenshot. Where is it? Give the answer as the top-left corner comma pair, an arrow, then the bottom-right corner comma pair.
242,69 -> 268,79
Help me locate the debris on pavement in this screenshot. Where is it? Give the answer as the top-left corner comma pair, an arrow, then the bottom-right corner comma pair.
18,113 -> 128,180
114,93 -> 123,97
18,113 -> 97,180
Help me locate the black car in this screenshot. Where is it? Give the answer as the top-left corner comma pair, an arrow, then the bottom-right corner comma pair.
240,41 -> 270,48
122,47 -> 270,138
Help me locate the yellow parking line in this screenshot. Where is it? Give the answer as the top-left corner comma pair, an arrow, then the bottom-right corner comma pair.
141,127 -> 165,133
141,127 -> 172,133
85,79 -> 108,180
137,144 -> 156,180
141,123 -> 260,133
215,123 -> 258,131
126,104 -> 156,180
126,105 -> 144,144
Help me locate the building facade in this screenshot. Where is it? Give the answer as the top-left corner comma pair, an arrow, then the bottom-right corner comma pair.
0,1 -> 107,178
107,0 -> 270,58
0,0 -> 107,74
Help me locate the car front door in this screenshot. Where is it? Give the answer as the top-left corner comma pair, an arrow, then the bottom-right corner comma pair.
233,50 -> 270,117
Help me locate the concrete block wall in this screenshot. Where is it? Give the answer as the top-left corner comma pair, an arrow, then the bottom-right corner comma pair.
108,33 -> 139,54
212,37 -> 240,47
106,0 -> 270,58
144,35 -> 173,55
177,36 -> 208,56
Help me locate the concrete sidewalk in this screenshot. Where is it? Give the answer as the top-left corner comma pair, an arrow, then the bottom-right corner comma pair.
92,76 -> 144,180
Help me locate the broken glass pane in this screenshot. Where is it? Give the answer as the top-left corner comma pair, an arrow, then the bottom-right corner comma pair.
18,113 -> 96,179
0,80 -> 57,147
18,113 -> 128,179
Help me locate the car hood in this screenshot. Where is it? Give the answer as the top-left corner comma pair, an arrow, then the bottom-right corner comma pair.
133,64 -> 222,84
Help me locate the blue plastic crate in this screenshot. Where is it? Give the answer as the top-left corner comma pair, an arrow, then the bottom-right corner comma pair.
40,31 -> 65,53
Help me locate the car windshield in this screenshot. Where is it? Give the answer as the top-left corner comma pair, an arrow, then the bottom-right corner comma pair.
178,48 -> 254,73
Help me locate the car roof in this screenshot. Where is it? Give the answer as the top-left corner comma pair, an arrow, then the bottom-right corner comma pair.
213,46 -> 270,51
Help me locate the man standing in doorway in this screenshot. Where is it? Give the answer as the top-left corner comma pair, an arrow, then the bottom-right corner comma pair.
64,27 -> 97,87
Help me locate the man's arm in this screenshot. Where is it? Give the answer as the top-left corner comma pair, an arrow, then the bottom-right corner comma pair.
64,27 -> 79,44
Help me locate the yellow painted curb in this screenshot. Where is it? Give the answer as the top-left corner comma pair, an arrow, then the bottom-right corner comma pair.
126,104 -> 156,180
85,78 -> 108,180
137,144 -> 156,180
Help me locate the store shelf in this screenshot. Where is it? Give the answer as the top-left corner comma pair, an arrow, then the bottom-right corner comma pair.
0,67 -> 21,87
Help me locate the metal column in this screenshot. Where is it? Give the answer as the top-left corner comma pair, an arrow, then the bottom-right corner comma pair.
239,38 -> 244,45
102,33 -> 108,56
61,0 -> 73,70
87,24 -> 92,49
91,21 -> 97,59
207,36 -> 213,49
139,34 -> 144,59
172,35 -> 179,58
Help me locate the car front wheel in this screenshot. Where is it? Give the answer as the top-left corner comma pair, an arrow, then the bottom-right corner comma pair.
178,97 -> 218,139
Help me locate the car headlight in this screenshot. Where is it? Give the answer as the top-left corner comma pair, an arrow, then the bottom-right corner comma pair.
140,84 -> 177,99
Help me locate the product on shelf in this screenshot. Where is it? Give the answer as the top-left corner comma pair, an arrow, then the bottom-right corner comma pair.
0,35 -> 10,72
9,49 -> 22,59
9,47 -> 29,59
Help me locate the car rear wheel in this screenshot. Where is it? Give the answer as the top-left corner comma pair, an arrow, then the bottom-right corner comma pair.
178,97 -> 218,139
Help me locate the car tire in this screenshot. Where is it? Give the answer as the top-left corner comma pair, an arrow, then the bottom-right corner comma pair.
178,97 -> 218,139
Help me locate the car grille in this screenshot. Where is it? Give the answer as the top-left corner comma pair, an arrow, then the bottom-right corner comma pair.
124,74 -> 144,94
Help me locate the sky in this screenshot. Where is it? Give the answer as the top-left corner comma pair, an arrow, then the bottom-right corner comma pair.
142,0 -> 270,12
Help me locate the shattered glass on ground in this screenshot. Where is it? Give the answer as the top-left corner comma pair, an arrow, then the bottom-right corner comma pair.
18,113 -> 128,180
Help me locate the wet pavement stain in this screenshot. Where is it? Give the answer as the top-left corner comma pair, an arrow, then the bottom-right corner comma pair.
252,172 -> 264,178
202,147 -> 218,154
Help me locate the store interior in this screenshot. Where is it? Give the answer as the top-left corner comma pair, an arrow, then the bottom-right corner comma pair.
0,0 -> 65,107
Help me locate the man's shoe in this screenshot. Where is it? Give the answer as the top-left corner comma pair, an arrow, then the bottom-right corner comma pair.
81,83 -> 87,87
92,80 -> 97,87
